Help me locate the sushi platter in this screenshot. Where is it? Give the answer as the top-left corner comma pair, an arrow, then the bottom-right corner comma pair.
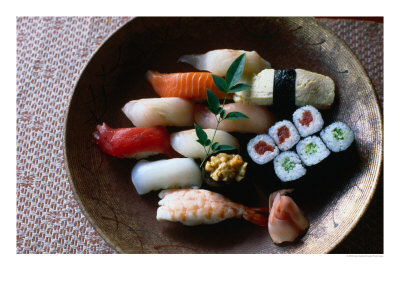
64,17 -> 382,253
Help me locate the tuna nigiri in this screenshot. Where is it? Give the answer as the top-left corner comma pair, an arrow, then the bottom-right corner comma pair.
146,70 -> 227,100
131,158 -> 202,195
122,97 -> 194,127
157,189 -> 268,226
93,123 -> 173,159
178,49 -> 271,76
170,129 -> 239,159
194,103 -> 276,134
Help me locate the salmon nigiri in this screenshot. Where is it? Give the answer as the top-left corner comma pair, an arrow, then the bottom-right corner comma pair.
146,70 -> 227,100
93,123 -> 173,159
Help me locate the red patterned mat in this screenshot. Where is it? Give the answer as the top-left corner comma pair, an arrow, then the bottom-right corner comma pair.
16,17 -> 383,253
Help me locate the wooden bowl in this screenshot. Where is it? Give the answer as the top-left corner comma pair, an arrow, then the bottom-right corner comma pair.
64,17 -> 382,253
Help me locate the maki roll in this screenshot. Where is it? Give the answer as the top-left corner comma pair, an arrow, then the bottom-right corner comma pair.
233,68 -> 335,110
292,105 -> 324,137
247,134 -> 279,165
273,151 -> 307,182
320,121 -> 354,152
268,120 -> 300,151
296,136 -> 330,166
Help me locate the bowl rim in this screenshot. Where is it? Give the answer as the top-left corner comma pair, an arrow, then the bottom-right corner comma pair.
62,16 -> 383,254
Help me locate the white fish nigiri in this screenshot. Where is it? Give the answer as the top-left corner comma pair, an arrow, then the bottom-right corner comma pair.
131,158 -> 202,195
178,49 -> 271,76
194,103 -> 276,134
268,189 -> 309,244
170,129 -> 239,159
122,97 -> 194,127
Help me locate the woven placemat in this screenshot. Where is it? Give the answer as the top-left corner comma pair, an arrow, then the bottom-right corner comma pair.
16,17 -> 383,254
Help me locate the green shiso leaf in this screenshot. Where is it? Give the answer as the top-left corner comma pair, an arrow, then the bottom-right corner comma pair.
206,89 -> 221,115
219,109 -> 226,119
215,144 -> 236,152
282,157 -> 295,172
228,83 -> 251,93
333,128 -> 345,140
211,75 -> 228,93
211,142 -> 220,151
225,53 -> 246,89
194,123 -> 208,146
305,143 -> 317,155
224,111 -> 249,120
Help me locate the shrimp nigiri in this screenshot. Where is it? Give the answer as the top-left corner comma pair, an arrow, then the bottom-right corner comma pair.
178,49 -> 271,76
194,103 -> 276,134
122,97 -> 194,127
157,189 -> 268,226
268,189 -> 309,244
146,70 -> 227,100
93,123 -> 173,159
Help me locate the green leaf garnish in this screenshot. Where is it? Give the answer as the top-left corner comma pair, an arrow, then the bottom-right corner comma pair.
282,157 -> 295,172
228,83 -> 251,93
215,144 -> 236,152
225,53 -> 246,89
224,111 -> 249,120
305,143 -> 318,155
206,89 -> 221,115
211,142 -> 219,151
211,75 -> 228,93
194,123 -> 208,145
195,53 -> 251,167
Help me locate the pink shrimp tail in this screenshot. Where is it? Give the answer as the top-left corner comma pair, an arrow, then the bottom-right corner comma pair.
243,209 -> 268,226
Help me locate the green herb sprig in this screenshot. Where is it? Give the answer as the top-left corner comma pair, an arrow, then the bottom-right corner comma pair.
195,53 -> 251,167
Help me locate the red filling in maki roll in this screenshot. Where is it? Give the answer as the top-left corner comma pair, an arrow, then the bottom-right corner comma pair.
277,126 -> 290,144
299,110 -> 313,127
254,141 -> 275,155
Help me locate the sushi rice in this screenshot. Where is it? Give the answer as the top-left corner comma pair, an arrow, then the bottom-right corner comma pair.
268,120 -> 300,151
273,151 -> 307,182
320,121 -> 354,152
247,134 -> 279,165
296,136 -> 330,166
292,105 -> 324,137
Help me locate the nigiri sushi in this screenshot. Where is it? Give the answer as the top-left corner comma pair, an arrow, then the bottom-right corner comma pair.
157,189 -> 268,226
93,123 -> 173,159
170,129 -> 239,159
233,68 -> 335,109
122,97 -> 194,127
268,189 -> 309,244
131,158 -> 202,195
194,103 -> 276,134
178,49 -> 271,77
146,70 -> 227,100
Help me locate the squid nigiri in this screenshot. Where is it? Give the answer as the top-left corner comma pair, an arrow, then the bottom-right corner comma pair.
157,189 -> 268,226
131,158 -> 202,195
146,70 -> 227,100
93,123 -> 173,159
170,129 -> 239,159
268,189 -> 309,244
122,97 -> 194,127
194,103 -> 276,134
178,49 -> 271,76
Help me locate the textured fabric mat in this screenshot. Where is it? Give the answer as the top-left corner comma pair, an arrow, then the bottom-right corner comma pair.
16,17 -> 383,254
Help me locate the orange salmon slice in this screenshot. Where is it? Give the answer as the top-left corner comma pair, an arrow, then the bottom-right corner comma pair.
146,70 -> 227,100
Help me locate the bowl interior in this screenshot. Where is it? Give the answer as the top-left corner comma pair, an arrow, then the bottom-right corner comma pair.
64,17 -> 382,253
